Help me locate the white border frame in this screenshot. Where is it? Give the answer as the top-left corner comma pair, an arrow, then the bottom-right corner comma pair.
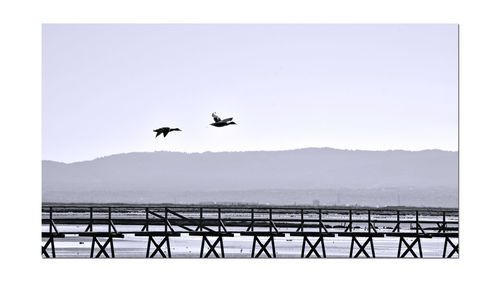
1,0 -> 499,280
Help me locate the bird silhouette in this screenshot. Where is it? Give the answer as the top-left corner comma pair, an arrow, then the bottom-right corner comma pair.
153,127 -> 182,137
210,112 -> 237,127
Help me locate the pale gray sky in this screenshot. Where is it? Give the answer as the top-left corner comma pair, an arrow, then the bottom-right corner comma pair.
42,24 -> 458,163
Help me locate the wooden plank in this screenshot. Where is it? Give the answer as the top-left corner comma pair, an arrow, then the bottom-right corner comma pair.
338,232 -> 384,237
385,232 -> 432,238
42,233 -> 65,238
290,232 -> 336,237
79,232 -> 124,238
134,232 -> 181,237
431,233 -> 459,238
189,232 -> 234,237
240,232 -> 285,237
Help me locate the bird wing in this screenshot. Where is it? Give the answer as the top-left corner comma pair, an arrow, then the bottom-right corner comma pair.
154,128 -> 163,137
221,117 -> 233,123
162,130 -> 169,137
212,112 -> 221,122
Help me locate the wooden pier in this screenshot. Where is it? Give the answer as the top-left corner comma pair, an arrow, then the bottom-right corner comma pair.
41,204 -> 458,258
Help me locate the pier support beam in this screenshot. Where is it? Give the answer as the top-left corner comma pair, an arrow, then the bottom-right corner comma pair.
291,233 -> 335,258
252,235 -> 276,258
338,233 -> 382,258
385,233 -> 430,258
135,232 -> 181,258
90,236 -> 115,258
242,232 -> 284,258
41,233 -> 64,258
443,237 -> 459,258
397,237 -> 423,258
79,233 -> 123,258
200,235 -> 225,258
190,232 -> 233,258
147,236 -> 171,258
350,236 -> 375,258
301,236 -> 326,258
41,236 -> 56,258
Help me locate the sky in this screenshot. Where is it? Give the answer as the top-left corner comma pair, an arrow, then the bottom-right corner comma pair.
42,24 -> 458,163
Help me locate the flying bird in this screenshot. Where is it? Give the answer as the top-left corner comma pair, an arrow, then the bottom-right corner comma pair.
210,112 -> 237,127
153,127 -> 182,137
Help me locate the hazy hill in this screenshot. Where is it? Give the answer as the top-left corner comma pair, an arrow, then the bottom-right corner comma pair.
42,148 -> 458,207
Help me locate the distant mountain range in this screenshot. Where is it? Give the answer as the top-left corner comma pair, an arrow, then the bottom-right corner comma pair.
42,148 -> 458,207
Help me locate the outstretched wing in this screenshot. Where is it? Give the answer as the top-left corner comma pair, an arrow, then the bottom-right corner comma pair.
221,117 -> 233,123
162,130 -> 169,137
212,112 -> 221,122
154,128 -> 162,137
